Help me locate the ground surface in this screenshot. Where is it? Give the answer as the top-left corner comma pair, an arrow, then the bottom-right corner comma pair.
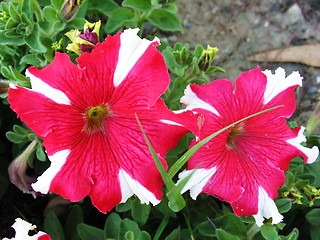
172,0 -> 320,130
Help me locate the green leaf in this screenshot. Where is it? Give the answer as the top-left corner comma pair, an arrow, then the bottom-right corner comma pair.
282,228 -> 299,240
131,198 -> 151,226
122,0 -> 151,12
276,198 -> 292,213
306,209 -> 320,229
105,8 -> 134,33
22,0 -> 33,19
6,131 -> 28,144
311,228 -> 320,240
119,219 -> 141,240
24,23 -> 47,52
205,66 -> 225,75
196,220 -> 216,237
164,227 -> 181,240
163,4 -> 178,13
43,6 -> 58,21
147,9 -> 183,32
104,212 -> 122,239
44,211 -> 65,240
216,229 -> 240,240
140,231 -> 151,240
64,205 -> 84,240
20,54 -> 44,67
116,201 -> 132,212
77,223 -> 104,240
9,3 -> 20,23
36,144 -> 47,161
124,231 -> 135,240
88,0 -> 119,17
213,213 -> 246,236
51,0 -> 65,11
0,30 -> 25,45
260,224 -> 279,240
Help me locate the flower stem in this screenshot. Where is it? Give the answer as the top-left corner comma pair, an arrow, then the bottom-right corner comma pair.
247,223 -> 260,240
153,216 -> 169,240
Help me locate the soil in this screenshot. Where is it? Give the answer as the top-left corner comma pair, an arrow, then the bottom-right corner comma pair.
172,0 -> 320,131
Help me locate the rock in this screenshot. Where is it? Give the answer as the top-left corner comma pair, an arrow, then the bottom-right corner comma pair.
283,3 -> 304,26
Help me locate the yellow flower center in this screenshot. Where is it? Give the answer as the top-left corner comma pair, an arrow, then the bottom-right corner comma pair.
84,104 -> 112,133
226,122 -> 245,149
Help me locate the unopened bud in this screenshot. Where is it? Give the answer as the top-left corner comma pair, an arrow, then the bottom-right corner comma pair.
65,20 -> 101,55
198,45 -> 219,71
51,39 -> 63,51
61,0 -> 86,20
8,140 -> 39,198
0,80 -> 9,95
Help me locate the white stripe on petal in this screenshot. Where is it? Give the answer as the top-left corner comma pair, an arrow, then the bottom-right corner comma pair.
181,85 -> 220,116
160,119 -> 183,126
178,167 -> 216,200
253,187 -> 283,227
26,69 -> 71,105
119,169 -> 160,205
6,218 -> 48,240
32,149 -> 70,194
113,28 -> 160,87
263,67 -> 302,104
286,127 -> 319,164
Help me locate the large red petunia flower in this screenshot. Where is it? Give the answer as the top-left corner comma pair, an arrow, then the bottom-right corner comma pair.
8,28 -> 195,213
178,67 -> 319,226
3,218 -> 52,240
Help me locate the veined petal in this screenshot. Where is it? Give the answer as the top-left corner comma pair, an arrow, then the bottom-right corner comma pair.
179,67 -> 313,226
286,127 -> 319,164
180,85 -> 220,116
25,70 -> 71,105
263,67 -> 302,104
113,28 -> 160,87
253,187 -> 283,227
119,169 -> 160,205
32,150 -> 70,194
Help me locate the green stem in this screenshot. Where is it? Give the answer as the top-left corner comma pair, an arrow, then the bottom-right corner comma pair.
168,105 -> 283,179
247,223 -> 260,240
32,0 -> 44,22
153,216 -> 169,240
183,213 -> 196,240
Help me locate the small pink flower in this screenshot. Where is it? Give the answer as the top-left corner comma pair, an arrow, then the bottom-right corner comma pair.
8,29 -> 196,213
178,67 -> 319,226
3,218 -> 51,240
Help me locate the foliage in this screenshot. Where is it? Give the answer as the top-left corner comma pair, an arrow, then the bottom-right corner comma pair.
0,0 -> 319,239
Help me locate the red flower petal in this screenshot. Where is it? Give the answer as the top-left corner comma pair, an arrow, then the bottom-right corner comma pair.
8,29 -> 196,213
179,67 -> 319,226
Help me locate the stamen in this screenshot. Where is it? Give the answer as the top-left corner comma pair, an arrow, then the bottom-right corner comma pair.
226,122 -> 245,149
84,104 -> 112,133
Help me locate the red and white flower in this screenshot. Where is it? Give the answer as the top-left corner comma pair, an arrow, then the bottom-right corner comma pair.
3,218 -> 51,240
8,28 -> 195,213
178,67 -> 319,226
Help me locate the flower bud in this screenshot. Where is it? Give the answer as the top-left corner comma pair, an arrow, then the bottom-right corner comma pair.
8,140 -> 39,198
198,45 -> 219,71
61,0 -> 86,20
65,20 -> 101,55
0,80 -> 9,95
